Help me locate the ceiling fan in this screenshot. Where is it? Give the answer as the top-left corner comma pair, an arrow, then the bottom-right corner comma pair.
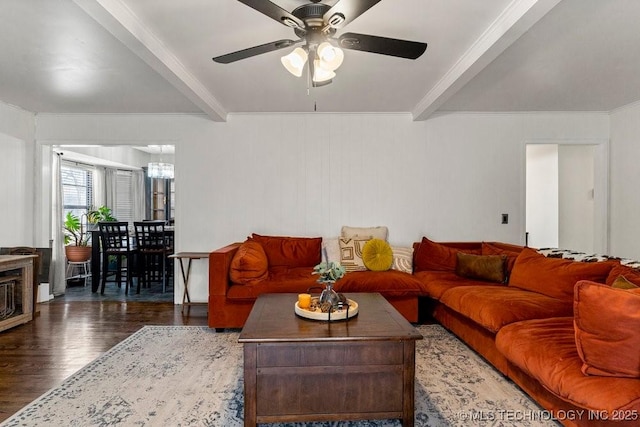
212,0 -> 428,87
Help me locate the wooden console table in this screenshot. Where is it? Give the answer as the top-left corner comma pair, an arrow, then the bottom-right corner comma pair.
0,255 -> 35,332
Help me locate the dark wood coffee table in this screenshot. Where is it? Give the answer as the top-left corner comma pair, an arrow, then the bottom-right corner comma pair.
239,292 -> 423,426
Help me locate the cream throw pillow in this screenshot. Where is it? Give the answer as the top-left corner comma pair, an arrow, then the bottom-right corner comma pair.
339,237 -> 371,272
321,237 -> 341,263
341,225 -> 389,241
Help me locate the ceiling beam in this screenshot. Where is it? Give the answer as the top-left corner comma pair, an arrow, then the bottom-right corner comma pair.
73,0 -> 227,121
412,0 -> 562,121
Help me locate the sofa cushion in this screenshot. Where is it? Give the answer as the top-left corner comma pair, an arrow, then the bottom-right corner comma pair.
414,237 -> 481,272
362,239 -> 393,271
455,252 -> 506,283
334,270 -> 424,297
496,317 -> 640,413
339,237 -> 370,272
605,262 -> 640,287
227,266 -> 317,300
229,240 -> 269,285
574,280 -> 640,378
413,270 -> 486,299
439,286 -> 573,333
391,246 -> 413,274
481,242 -> 522,273
251,233 -> 321,268
341,225 -> 388,241
508,247 -> 614,302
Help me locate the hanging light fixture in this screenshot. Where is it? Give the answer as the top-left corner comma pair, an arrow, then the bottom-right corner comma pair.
281,41 -> 344,86
147,145 -> 174,179
280,47 -> 308,77
317,42 -> 344,71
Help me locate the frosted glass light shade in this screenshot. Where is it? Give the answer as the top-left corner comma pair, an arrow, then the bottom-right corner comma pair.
317,42 -> 344,71
312,60 -> 336,83
148,162 -> 174,179
281,47 -> 308,77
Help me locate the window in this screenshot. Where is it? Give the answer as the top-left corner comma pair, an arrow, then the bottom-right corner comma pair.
114,170 -> 134,223
61,163 -> 94,219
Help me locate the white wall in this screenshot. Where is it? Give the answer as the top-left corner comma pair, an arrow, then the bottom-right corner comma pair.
526,144 -> 559,249
0,101 -> 36,246
610,101 -> 640,259
34,111 -> 610,302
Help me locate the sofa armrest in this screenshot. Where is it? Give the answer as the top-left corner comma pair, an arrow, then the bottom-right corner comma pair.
209,243 -> 241,297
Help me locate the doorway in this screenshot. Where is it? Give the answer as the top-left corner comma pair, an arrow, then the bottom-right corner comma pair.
49,144 -> 176,302
525,140 -> 608,254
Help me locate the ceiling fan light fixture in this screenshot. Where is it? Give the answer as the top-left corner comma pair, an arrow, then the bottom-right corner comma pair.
317,42 -> 344,71
281,47 -> 308,77
312,59 -> 335,83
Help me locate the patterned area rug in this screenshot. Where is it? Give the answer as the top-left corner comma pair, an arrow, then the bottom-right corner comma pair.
1,325 -> 559,426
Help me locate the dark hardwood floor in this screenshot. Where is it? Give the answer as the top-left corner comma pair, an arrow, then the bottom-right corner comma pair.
0,299 -> 208,423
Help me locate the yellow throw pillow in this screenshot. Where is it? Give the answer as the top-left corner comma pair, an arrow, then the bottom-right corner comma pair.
362,238 -> 394,272
612,275 -> 639,289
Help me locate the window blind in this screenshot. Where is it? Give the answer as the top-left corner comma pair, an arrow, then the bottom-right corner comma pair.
61,162 -> 94,219
115,170 -> 134,223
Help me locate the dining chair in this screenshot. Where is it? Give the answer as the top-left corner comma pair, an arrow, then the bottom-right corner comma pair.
98,222 -> 135,295
134,221 -> 170,293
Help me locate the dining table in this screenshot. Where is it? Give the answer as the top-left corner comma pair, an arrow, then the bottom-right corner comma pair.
89,227 -> 174,293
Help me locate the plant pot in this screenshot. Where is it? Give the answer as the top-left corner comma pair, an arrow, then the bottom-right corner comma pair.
65,246 -> 92,262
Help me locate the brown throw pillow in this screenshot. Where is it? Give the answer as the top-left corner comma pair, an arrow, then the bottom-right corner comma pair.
413,237 -> 481,272
230,241 -> 268,285
455,252 -> 507,283
574,280 -> 640,378
481,242 -> 522,273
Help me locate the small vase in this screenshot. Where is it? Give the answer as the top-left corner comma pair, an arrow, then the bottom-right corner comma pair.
318,281 -> 340,309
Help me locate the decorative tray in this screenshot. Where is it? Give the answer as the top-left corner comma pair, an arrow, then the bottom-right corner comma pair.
294,298 -> 358,321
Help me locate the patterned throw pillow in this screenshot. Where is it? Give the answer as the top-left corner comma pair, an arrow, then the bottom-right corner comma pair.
339,237 -> 370,272
391,246 -> 413,274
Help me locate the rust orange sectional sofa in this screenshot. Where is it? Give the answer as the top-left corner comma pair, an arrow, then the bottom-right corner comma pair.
209,233 -> 425,328
208,233 -> 640,426
414,237 -> 640,427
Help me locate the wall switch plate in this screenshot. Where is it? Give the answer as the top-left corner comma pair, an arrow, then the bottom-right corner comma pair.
501,214 -> 509,224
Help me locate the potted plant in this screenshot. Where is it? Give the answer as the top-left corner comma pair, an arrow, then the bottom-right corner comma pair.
64,206 -> 117,262
64,212 -> 92,262
312,260 -> 346,309
87,205 -> 117,228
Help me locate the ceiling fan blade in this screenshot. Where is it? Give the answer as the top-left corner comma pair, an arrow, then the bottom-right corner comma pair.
338,32 -> 427,59
213,39 -> 300,64
323,0 -> 382,28
236,0 -> 304,29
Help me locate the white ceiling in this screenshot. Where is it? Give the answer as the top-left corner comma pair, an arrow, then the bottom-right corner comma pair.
1,0 -> 639,121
